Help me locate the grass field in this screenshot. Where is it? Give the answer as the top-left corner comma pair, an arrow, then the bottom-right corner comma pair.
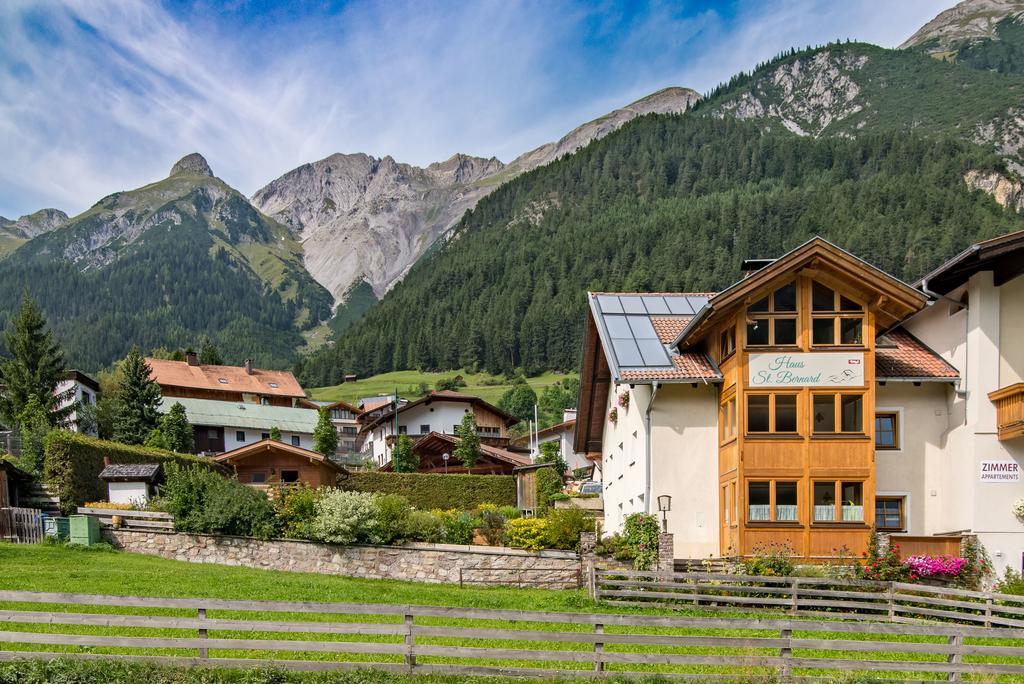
308,369 -> 574,406
1,543 -> 1021,682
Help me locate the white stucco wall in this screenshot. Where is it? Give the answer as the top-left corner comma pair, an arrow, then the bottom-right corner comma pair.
55,379 -> 98,436
650,383 -> 720,559
904,271 -> 1024,574
875,382 -> 950,536
107,481 -> 149,506
600,384 -> 651,536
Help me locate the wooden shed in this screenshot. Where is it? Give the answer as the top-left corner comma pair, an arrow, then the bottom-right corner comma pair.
214,439 -> 348,488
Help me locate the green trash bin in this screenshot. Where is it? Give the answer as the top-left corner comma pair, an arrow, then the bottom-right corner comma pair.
44,516 -> 70,541
69,515 -> 101,546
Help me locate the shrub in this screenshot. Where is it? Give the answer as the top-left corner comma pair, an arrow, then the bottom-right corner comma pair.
594,532 -> 631,560
535,466 -> 563,513
370,494 -> 411,545
545,506 -> 594,551
996,568 -> 1024,595
312,489 -> 377,544
437,510 -> 476,545
505,517 -> 549,551
405,510 -> 445,543
498,505 -> 522,520
537,441 -> 567,477
163,463 -> 278,539
956,535 -> 993,590
622,513 -> 660,571
274,485 -> 321,540
44,431 -> 218,514
341,471 -> 515,509
858,530 -> 911,582
741,542 -> 795,577
478,507 -> 507,545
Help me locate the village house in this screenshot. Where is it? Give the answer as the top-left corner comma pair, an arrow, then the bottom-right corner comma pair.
511,409 -> 594,476
381,431 -> 532,475
147,355 -> 317,453
575,233 -> 1024,573
55,370 -> 100,436
359,390 -> 519,468
299,398 -> 363,454
214,439 -> 348,488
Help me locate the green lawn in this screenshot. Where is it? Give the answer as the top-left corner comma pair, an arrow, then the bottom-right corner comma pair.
0,544 -> 1019,682
308,369 -> 574,407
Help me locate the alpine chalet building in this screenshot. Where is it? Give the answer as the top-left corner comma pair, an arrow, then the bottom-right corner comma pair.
575,233 -> 1024,573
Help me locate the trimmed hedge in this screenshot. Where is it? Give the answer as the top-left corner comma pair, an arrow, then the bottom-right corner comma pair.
341,471 -> 515,510
44,431 -> 220,514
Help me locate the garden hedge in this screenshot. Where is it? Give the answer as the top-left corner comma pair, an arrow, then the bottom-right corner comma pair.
43,431 -> 221,514
341,471 -> 516,510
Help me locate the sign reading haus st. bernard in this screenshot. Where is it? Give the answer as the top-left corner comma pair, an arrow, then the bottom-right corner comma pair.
748,353 -> 865,387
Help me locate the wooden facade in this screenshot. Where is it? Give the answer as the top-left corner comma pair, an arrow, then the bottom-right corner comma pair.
214,440 -> 347,488
681,245 -> 926,559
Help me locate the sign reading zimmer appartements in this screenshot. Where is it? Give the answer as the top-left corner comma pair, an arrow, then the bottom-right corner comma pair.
980,461 -> 1021,482
748,353 -> 865,387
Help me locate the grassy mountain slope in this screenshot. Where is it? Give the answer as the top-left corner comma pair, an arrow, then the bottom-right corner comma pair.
298,42 -> 1024,385
0,162 -> 332,371
916,14 -> 1024,74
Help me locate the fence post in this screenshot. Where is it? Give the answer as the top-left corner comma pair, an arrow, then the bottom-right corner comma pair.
404,612 -> 415,672
593,623 -> 604,676
691,576 -> 699,606
588,564 -> 597,599
790,579 -> 799,615
657,533 -> 674,578
888,582 -> 896,622
947,633 -> 962,682
197,607 -> 208,659
985,593 -> 993,628
778,627 -> 793,683
458,567 -> 463,589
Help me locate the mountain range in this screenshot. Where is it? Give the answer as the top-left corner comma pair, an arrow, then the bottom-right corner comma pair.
1,0 -> 1023,379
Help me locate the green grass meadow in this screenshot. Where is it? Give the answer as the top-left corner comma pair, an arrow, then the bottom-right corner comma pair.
0,543 -> 1021,682
308,369 -> 574,407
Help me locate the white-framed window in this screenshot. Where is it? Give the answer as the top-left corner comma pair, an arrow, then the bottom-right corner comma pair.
236,431 -> 246,442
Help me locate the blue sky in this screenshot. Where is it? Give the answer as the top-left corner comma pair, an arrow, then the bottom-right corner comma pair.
0,0 -> 953,218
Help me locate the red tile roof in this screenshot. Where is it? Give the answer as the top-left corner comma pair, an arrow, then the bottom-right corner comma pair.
146,358 -> 306,398
650,316 -> 692,343
876,329 -> 959,379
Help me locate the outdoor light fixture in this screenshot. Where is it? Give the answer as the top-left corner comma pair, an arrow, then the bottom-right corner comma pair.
442,452 -> 450,475
657,494 -> 672,533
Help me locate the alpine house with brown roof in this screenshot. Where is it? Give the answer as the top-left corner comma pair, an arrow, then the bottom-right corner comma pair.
575,233 -> 1024,574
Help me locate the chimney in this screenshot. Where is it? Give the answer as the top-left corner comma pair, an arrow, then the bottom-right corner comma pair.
244,359 -> 254,375
740,258 -> 776,279
186,351 -> 199,366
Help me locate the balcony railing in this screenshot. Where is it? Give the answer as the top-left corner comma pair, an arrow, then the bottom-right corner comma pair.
989,383 -> 1024,441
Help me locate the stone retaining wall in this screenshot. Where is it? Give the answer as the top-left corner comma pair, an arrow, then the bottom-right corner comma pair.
104,529 -> 583,588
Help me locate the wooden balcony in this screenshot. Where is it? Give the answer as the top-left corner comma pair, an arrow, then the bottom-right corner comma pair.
989,383 -> 1024,441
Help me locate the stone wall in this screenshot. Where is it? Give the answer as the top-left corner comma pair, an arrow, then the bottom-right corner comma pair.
104,529 -> 583,588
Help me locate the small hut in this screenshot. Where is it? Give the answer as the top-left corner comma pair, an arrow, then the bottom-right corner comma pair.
98,463 -> 164,506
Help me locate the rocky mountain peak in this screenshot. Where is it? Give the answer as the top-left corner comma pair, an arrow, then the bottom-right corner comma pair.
426,154 -> 505,185
169,153 -> 214,178
0,207 -> 69,241
900,0 -> 1024,51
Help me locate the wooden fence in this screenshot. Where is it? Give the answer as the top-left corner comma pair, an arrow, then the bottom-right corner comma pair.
595,568 -> 1024,628
76,507 -> 174,532
0,590 -> 1022,679
0,507 -> 43,544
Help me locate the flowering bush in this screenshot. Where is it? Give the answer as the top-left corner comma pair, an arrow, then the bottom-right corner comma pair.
617,391 -> 630,410
1013,498 -> 1024,522
742,542 -> 795,576
83,501 -> 138,511
858,531 -> 911,582
608,407 -> 618,423
905,554 -> 967,579
504,517 -> 549,551
311,489 -> 377,544
622,513 -> 660,571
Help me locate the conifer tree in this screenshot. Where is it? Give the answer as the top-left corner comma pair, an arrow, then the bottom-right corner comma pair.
269,426 -> 282,441
198,337 -> 223,365
161,402 -> 194,453
0,293 -> 72,428
113,346 -> 162,445
454,412 -> 481,468
313,407 -> 338,457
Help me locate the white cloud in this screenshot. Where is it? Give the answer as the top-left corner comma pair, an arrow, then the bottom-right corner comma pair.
0,0 -> 955,218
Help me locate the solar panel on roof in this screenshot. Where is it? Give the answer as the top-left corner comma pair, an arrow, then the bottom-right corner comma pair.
596,295 -> 622,314
627,316 -> 658,339
611,338 -> 644,366
642,296 -> 670,314
666,298 -> 693,315
620,296 -> 646,314
637,339 -> 672,366
603,315 -> 632,337
687,296 -> 710,311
